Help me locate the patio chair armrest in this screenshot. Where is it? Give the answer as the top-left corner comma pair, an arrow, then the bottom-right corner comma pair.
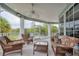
8,40 -> 24,46
56,44 -> 73,51
3,45 -> 12,49
9,39 -> 22,42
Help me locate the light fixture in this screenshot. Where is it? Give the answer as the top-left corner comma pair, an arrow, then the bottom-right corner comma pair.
16,13 -> 22,17
28,3 -> 39,19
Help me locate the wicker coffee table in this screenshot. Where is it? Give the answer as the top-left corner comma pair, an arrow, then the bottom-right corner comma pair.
33,41 -> 48,56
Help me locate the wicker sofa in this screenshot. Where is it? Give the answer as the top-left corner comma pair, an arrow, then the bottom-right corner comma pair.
51,36 -> 79,56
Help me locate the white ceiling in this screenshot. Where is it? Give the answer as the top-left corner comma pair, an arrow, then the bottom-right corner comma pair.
5,3 -> 68,23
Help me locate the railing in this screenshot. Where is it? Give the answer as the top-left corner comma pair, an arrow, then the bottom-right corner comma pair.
0,33 -> 9,36
0,32 -> 49,41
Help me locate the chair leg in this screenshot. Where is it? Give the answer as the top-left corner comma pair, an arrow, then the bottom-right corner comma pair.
47,53 -> 48,56
3,52 -> 5,56
33,44 -> 35,55
21,48 -> 22,55
47,46 -> 48,56
33,46 -> 34,55
47,49 -> 48,56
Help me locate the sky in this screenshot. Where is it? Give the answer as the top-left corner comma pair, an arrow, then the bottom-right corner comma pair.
0,11 -> 37,29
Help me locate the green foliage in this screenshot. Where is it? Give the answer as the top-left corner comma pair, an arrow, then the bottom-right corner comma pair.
12,28 -> 20,33
35,27 -> 39,33
51,25 -> 58,33
25,24 -> 58,36
0,17 -> 11,33
23,23 -> 58,36
25,24 -> 48,36
8,28 -> 20,40
40,24 -> 48,35
26,28 -> 34,33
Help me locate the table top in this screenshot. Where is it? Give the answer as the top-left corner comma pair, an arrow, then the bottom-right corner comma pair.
34,41 -> 48,46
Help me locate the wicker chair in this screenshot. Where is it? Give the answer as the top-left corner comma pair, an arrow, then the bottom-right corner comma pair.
21,34 -> 33,44
0,36 -> 24,56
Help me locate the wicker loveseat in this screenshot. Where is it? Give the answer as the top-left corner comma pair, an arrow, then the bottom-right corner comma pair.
51,36 -> 79,56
